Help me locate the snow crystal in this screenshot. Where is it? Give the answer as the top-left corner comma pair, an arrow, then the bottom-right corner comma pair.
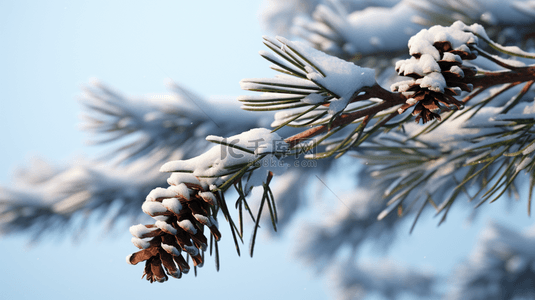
161,243 -> 181,256
146,187 -> 176,202
240,81 -> 314,95
129,224 -> 158,239
161,197 -> 182,214
242,75 -> 317,89
168,183 -> 190,200
178,219 -> 197,235
237,92 -> 301,102
497,45 -> 535,58
141,201 -> 168,217
155,220 -> 177,235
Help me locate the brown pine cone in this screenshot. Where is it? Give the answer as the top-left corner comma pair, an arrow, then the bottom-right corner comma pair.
392,23 -> 479,123
126,181 -> 221,283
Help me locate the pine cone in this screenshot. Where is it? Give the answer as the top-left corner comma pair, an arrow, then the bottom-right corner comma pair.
126,177 -> 221,283
392,22 -> 478,123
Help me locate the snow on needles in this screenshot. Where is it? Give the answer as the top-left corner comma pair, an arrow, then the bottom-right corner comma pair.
263,36 -> 376,116
160,128 -> 288,190
277,36 -> 376,116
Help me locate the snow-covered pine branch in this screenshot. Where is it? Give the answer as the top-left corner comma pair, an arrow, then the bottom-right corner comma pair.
81,80 -> 261,164
446,222 -> 535,300
122,20 -> 535,287
0,156 -> 166,240
0,81 -> 273,238
3,2 -> 535,298
264,0 -> 535,62
331,258 -> 435,300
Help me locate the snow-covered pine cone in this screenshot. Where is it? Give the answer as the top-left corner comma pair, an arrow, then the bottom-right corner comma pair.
126,173 -> 221,283
392,21 -> 479,123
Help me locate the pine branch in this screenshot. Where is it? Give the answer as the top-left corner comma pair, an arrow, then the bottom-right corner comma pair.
81,80 -> 262,164
470,67 -> 535,89
331,258 -> 436,300
0,81 -> 277,240
284,84 -> 406,147
446,222 -> 535,300
296,183 -> 404,271
0,156 -> 166,240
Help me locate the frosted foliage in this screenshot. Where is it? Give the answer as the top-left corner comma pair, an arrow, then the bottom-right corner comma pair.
4,2 -> 535,299
291,0 -> 422,56
0,155 -> 168,239
259,0 -> 321,35
302,92 -> 327,104
332,259 -> 434,300
447,223 -> 535,300
275,37 -> 376,115
80,81 -> 266,165
297,187 -> 402,270
160,128 -> 288,190
260,0 -> 401,36
0,80 -> 271,239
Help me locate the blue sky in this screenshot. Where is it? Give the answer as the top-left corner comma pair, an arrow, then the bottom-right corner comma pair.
1,1 -> 534,300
